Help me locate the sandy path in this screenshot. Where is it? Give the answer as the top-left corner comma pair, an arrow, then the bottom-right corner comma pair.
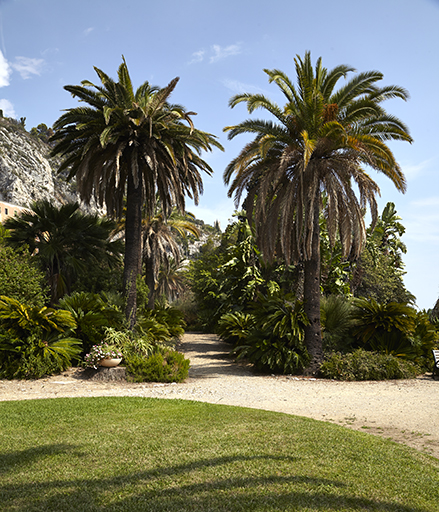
1,332 -> 438,458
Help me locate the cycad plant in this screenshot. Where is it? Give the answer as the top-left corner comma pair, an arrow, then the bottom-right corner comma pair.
58,291 -> 124,355
320,295 -> 355,353
3,200 -> 122,304
230,292 -> 310,374
0,295 -> 80,379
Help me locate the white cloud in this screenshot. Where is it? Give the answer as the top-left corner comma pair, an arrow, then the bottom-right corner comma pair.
83,27 -> 94,36
402,158 -> 435,180
0,98 -> 15,117
11,56 -> 45,79
210,43 -> 242,63
188,43 -> 243,65
222,78 -> 266,95
189,49 -> 205,64
0,50 -> 11,87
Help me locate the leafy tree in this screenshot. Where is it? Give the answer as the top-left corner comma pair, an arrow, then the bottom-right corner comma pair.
29,123 -> 54,144
0,243 -> 47,307
3,200 -> 123,304
352,248 -> 414,304
352,202 -> 414,304
50,58 -> 222,327
368,202 -> 407,267
223,52 -> 412,373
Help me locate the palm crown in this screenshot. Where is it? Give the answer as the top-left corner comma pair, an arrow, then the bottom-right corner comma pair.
224,52 -> 412,264
51,58 -> 221,219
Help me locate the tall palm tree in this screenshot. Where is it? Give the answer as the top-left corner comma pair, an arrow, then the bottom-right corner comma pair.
50,58 -> 222,327
3,200 -> 122,304
223,52 -> 412,373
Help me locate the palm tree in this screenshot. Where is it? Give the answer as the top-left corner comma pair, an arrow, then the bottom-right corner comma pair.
50,58 -> 222,327
142,206 -> 200,308
223,52 -> 412,373
3,200 -> 122,304
156,258 -> 187,303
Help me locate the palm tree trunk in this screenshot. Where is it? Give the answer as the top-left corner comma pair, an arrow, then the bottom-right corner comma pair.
303,196 -> 323,375
145,255 -> 156,309
124,172 -> 143,329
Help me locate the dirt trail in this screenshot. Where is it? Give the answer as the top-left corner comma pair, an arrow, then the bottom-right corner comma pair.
1,332 -> 438,459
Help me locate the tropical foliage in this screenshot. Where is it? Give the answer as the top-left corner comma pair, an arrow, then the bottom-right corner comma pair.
320,349 -> 419,381
3,200 -> 122,304
141,205 -> 199,307
0,242 -> 47,307
223,52 -> 412,373
50,58 -> 222,327
219,292 -> 310,374
350,298 -> 437,369
58,291 -> 124,355
0,295 -> 80,379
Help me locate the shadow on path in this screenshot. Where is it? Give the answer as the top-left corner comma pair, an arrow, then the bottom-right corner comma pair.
179,332 -> 254,379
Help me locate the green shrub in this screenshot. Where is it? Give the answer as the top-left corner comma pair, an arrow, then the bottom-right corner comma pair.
319,349 -> 420,381
0,296 -> 81,379
217,311 -> 256,345
0,244 -> 47,307
125,350 -> 190,383
0,333 -> 80,379
231,293 -> 310,374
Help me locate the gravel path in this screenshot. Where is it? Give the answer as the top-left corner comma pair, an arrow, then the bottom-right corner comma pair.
1,332 -> 438,458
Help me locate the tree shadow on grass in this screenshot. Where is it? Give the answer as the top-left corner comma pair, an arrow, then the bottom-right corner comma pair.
0,444 -> 80,475
0,452 -> 433,512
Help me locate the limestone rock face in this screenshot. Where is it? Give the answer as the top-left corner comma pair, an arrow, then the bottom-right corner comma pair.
0,119 -> 79,208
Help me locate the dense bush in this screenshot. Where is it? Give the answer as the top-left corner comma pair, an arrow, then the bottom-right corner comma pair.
222,293 -> 310,375
350,298 -> 438,371
125,350 -> 190,383
0,244 -> 47,307
58,291 -> 124,355
0,334 -> 78,379
319,349 -> 420,381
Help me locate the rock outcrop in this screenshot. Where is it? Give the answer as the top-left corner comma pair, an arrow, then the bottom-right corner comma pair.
0,118 -> 79,208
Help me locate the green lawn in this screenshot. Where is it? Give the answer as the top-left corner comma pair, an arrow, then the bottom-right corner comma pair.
0,397 -> 438,511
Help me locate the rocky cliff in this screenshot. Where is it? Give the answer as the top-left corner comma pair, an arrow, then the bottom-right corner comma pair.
0,117 -> 79,208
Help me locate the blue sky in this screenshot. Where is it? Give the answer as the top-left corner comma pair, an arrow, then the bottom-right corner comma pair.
0,0 -> 438,309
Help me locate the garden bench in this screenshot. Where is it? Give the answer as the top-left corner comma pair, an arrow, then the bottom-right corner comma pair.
433,350 -> 439,380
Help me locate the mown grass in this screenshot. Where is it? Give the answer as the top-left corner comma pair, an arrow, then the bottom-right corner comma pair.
0,397 -> 438,511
